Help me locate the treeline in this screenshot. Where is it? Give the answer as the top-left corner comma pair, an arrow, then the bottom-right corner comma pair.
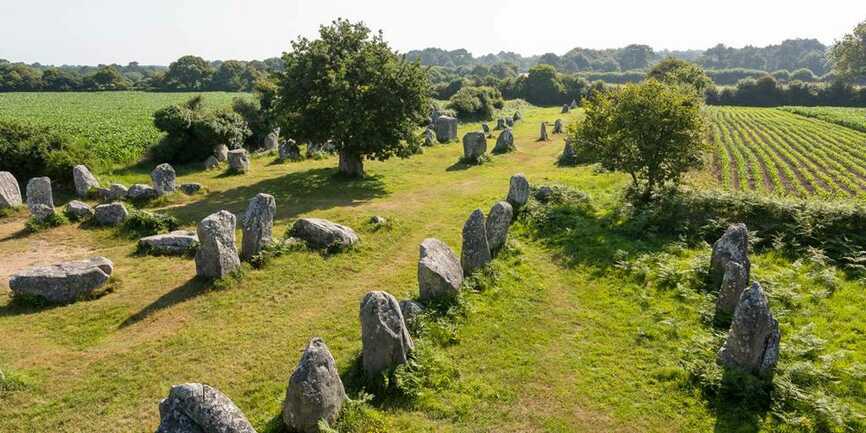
0,56 -> 283,92
707,76 -> 866,107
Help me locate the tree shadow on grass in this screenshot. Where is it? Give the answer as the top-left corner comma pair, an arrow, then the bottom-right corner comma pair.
707,368 -> 771,433
118,277 -> 210,329
162,167 -> 388,226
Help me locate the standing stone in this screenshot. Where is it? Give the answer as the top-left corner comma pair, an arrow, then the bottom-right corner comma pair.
717,282 -> 780,377
228,149 -> 250,174
241,193 -> 276,261
94,202 -> 129,226
282,338 -> 347,433
26,177 -> 54,216
289,218 -> 359,252
0,171 -> 22,209
423,127 -> 435,146
156,383 -> 256,433
462,132 -> 487,162
481,123 -> 490,135
506,173 -> 530,209
716,261 -> 750,319
560,140 -> 578,165
435,116 -> 458,143
360,291 -> 414,378
399,300 -> 425,328
151,163 -> 177,195
461,209 -> 491,276
278,139 -> 300,161
195,210 -> 241,279
72,165 -> 99,197
65,200 -> 94,221
486,201 -> 513,255
204,155 -> 220,170
513,111 -> 522,121
493,128 -> 515,154
263,130 -> 279,152
561,104 -> 570,114
570,99 -> 578,109
496,117 -> 507,130
539,122 -> 549,141
710,224 -> 751,292
214,144 -> 229,162
108,183 -> 129,201
418,238 -> 463,301
553,119 -> 564,134
506,117 -> 514,127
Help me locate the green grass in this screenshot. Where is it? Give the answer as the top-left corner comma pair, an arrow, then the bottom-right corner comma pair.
780,106 -> 866,133
0,92 -> 247,168
0,104 -> 864,433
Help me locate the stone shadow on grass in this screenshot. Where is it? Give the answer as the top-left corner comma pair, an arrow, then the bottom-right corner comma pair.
161,167 -> 388,226
118,277 -> 209,328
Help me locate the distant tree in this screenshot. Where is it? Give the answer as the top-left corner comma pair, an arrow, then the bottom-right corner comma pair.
163,55 -> 213,90
522,64 -> 565,106
0,63 -> 42,91
647,58 -> 712,94
573,80 -> 706,200
83,65 -> 130,90
41,68 -> 82,91
274,19 -> 430,178
446,86 -> 503,121
210,60 -> 252,91
538,52 -> 562,69
790,68 -> 817,82
830,19 -> 866,81
617,44 -> 654,70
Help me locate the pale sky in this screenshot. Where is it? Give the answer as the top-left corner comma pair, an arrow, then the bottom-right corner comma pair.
0,0 -> 861,65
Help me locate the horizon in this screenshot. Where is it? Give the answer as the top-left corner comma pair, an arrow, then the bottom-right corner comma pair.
0,0 -> 860,66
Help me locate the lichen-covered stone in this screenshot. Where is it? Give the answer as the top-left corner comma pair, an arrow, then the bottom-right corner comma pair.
195,210 -> 241,279
461,209 -> 491,276
360,291 -> 414,378
493,128 -> 515,154
718,282 -> 780,377
289,218 -> 358,252
435,116 -> 458,143
462,132 -> 487,162
710,224 -> 750,292
241,193 -> 275,261
151,163 -> 177,195
26,177 -> 54,215
10,257 -> 113,304
139,231 -> 199,256
0,171 -> 22,209
506,173 -> 530,209
72,165 -> 99,197
486,201 -> 513,255
156,383 -> 256,433
227,149 -> 250,174
418,238 -> 463,301
94,202 -> 129,226
282,338 -> 347,433
65,200 -> 94,221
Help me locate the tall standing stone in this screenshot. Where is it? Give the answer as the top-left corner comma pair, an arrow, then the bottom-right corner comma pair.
72,165 -> 99,197
716,261 -> 749,320
26,177 -> 54,218
195,210 -> 241,279
263,129 -> 279,152
151,163 -> 177,195
462,132 -> 487,162
228,149 -> 250,173
493,128 -> 515,154
486,201 -> 513,255
539,122 -> 549,141
360,291 -> 414,378
0,171 -> 22,209
717,282 -> 780,377
241,193 -> 276,261
418,238 -> 463,301
435,116 -> 458,143
710,224 -> 750,292
279,139 -> 300,161
282,338 -> 347,433
553,119 -> 564,134
461,209 -> 491,276
506,173 -> 530,209
156,383 -> 256,433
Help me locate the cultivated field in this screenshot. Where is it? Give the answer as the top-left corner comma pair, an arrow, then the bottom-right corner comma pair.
0,92 -> 245,166
780,106 -> 866,133
707,106 -> 866,198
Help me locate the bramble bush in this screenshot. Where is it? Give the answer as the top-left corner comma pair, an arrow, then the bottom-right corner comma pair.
0,120 -> 91,187
151,96 -> 251,164
445,86 -> 504,121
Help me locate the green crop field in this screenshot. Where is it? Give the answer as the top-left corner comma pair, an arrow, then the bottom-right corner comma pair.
706,106 -> 866,198
780,106 -> 866,133
0,92 -> 246,167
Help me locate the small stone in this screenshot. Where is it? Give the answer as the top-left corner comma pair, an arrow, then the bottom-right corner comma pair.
151,163 -> 177,195
72,165 -> 99,197
560,140 -> 578,164
710,224 -> 750,292
462,132 -> 487,162
506,117 -> 514,127
486,201 -> 513,255
195,210 -> 241,279
282,338 -> 347,433
370,215 -> 387,225
399,300 -> 424,328
461,209 -> 491,276
278,139 -> 300,161
156,383 -> 256,433
481,123 -> 490,134
139,231 -> 199,255
360,291 -> 414,378
10,257 -> 113,304
289,218 -> 359,252
506,173 -> 530,209
418,238 -> 463,301
718,282 -> 780,377
570,99 -> 578,109
241,193 -> 276,261
65,200 -> 94,221
423,128 -> 435,146
227,149 -> 250,174
0,171 -> 22,209
513,111 -> 522,121
204,155 -> 220,170
127,184 -> 158,201
179,183 -> 203,195
435,116 -> 458,143
496,117 -> 507,130
26,177 -> 54,215
108,183 -> 128,201
214,144 -> 229,162
553,119 -> 563,134
493,128 -> 515,154
539,122 -> 549,141
94,202 -> 128,226
561,104 -> 570,114
535,186 -> 553,203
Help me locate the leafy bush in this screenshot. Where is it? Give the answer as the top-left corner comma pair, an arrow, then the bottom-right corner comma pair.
231,97 -> 275,151
151,96 -> 251,164
0,120 -> 91,187
317,394 -> 386,433
445,86 -> 504,121
25,212 -> 68,233
121,210 -> 179,238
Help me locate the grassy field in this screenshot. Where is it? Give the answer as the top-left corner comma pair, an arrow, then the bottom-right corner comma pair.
1,104 -> 865,433
0,92 -> 246,167
780,106 -> 866,133
705,106 -> 866,198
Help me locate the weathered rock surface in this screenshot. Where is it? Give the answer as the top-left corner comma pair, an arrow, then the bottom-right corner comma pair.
278,139 -> 300,161
72,165 -> 99,197
461,209 -> 491,276
214,144 -> 229,162
180,183 -> 203,195
716,261 -> 749,319
108,183 -> 129,201
486,201 -> 513,254
481,123 -> 490,135
560,140 -> 577,164
204,155 -> 220,170
241,193 -> 276,261
127,184 -> 158,201
717,282 -> 780,377
263,130 -> 279,152
513,111 -> 522,121
360,291 -> 414,377
289,218 -> 358,252
65,200 -> 94,221
496,117 -> 507,130
94,202 -> 128,226
561,104 -> 570,114
506,173 -> 530,209
493,128 -> 515,154
156,383 -> 256,433
553,119 -> 563,134
435,116 -> 458,143
282,338 -> 347,433
710,224 -> 750,292
9,257 -> 113,304
26,177 -> 54,215
151,163 -> 177,195
139,231 -> 199,256
399,300 -> 424,328
423,128 -> 435,146
462,132 -> 487,162
539,122 -> 549,141
195,210 -> 241,279
227,149 -> 250,173
418,238 -> 463,301
0,171 -> 22,209
506,117 -> 514,127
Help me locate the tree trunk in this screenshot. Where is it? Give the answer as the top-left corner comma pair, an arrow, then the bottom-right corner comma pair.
338,151 -> 365,178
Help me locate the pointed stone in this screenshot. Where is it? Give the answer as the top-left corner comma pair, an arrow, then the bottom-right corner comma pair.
241,193 -> 276,261
282,338 -> 347,433
718,282 -> 780,377
418,238 -> 463,301
461,209 -> 491,276
493,128 -> 515,154
539,122 -> 549,141
72,165 -> 99,197
360,291 -> 414,378
486,201 -> 513,255
710,224 -> 750,292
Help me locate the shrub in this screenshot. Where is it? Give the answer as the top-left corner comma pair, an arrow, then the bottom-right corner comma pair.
25,212 -> 68,233
445,86 -> 503,121
121,210 -> 179,238
0,120 -> 91,187
151,96 -> 251,164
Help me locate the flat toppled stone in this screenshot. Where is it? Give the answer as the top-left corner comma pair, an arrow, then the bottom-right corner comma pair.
108,183 -> 129,201
180,183 -> 203,195
289,218 -> 358,252
139,231 -> 199,256
418,238 -> 463,301
10,257 -> 113,304
127,184 -> 158,201
156,383 -> 256,433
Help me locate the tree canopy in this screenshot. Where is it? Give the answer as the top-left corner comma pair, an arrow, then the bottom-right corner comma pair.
830,19 -> 866,81
647,58 -> 713,94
